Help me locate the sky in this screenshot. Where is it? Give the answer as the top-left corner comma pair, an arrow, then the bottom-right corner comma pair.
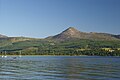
0,0 -> 120,38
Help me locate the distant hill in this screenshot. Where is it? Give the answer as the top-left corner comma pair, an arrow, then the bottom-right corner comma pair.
0,28 -> 120,56
47,27 -> 120,41
0,34 -> 8,38
112,35 -> 120,39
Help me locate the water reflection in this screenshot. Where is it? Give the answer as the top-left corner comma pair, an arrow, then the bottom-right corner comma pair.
0,56 -> 120,80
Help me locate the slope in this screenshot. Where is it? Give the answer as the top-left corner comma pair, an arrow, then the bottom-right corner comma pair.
48,27 -> 119,41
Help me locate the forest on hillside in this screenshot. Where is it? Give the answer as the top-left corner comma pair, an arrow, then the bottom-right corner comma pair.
0,38 -> 120,56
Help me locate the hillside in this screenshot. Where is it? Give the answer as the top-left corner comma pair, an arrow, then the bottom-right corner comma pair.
0,34 -> 8,38
0,27 -> 120,56
48,27 -> 119,41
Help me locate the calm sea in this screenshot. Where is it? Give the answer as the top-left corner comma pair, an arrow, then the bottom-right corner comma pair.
0,56 -> 120,80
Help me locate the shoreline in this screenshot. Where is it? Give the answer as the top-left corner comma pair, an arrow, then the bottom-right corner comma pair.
0,55 -> 87,56
0,55 -> 119,57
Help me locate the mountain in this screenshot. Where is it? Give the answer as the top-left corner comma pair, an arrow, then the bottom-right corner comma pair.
0,34 -> 8,38
0,28 -> 120,56
112,35 -> 120,39
47,27 -> 120,41
52,27 -> 82,40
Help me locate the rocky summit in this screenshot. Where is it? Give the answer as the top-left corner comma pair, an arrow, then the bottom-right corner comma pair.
49,27 -> 119,41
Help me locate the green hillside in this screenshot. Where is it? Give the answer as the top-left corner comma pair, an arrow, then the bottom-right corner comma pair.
0,27 -> 120,56
0,37 -> 120,56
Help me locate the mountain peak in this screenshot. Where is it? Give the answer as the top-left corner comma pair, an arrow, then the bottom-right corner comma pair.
64,27 -> 78,31
67,27 -> 76,30
51,27 -> 81,40
62,27 -> 80,36
48,27 -> 119,41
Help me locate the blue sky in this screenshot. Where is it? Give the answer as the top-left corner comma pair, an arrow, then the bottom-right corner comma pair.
0,0 -> 120,38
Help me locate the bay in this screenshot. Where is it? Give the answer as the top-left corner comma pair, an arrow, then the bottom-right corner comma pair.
0,56 -> 120,80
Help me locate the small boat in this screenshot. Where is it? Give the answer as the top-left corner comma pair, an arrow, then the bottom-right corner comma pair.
19,50 -> 22,58
4,55 -> 7,58
2,55 -> 4,58
4,51 -> 7,58
1,51 -> 7,58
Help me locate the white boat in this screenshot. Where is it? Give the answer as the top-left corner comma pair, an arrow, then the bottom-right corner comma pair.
4,55 -> 7,58
4,51 -> 7,58
1,51 -> 7,58
2,55 -> 4,58
19,50 -> 22,57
